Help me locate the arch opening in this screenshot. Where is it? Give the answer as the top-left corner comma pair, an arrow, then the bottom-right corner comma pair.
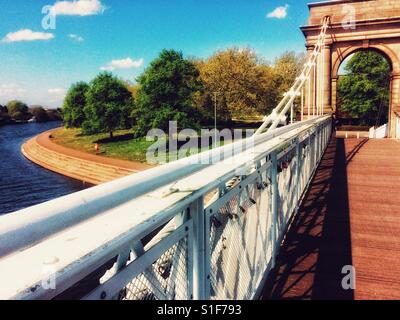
335,49 -> 392,130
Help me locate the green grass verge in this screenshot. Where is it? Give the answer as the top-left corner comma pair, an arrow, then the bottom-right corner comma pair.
51,125 -> 259,164
51,128 -> 153,162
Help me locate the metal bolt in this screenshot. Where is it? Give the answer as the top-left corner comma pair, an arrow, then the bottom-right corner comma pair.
100,291 -> 107,299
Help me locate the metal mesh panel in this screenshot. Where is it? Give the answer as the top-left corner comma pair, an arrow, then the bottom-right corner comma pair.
299,143 -> 309,193
277,149 -> 297,235
121,236 -> 189,300
208,181 -> 272,300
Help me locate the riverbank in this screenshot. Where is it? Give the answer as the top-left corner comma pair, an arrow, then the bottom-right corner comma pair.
22,129 -> 153,185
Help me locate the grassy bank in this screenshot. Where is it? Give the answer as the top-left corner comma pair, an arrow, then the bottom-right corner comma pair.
51,128 -> 154,162
51,124 -> 260,164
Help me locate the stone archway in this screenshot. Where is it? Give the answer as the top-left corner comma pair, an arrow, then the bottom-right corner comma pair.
331,44 -> 396,127
301,0 -> 400,137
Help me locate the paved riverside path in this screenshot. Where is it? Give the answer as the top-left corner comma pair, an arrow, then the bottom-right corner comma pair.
261,137 -> 400,300
22,129 -> 152,185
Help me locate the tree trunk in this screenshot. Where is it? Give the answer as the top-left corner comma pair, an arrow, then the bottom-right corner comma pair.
110,131 -> 113,139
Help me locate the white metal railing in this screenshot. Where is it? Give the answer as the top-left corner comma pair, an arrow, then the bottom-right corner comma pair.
0,17 -> 333,301
369,123 -> 388,139
0,116 -> 332,300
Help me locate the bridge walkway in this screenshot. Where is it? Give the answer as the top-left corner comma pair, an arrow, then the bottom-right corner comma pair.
261,136 -> 400,300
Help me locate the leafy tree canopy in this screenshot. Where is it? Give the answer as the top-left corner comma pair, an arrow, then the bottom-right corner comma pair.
272,51 -> 305,97
196,49 -> 304,122
125,81 -> 140,100
337,51 -> 391,126
62,82 -> 89,128
6,100 -> 29,121
0,105 -> 8,114
132,49 -> 202,136
83,73 -> 133,138
30,106 -> 49,123
196,48 -> 277,121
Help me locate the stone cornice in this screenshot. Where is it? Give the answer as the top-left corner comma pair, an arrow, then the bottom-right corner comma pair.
301,16 -> 400,35
307,0 -> 373,9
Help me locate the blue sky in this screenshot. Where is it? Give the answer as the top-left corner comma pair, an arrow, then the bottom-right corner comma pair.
0,0 -> 323,108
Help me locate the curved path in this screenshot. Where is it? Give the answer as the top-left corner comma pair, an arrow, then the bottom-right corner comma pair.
22,129 -> 152,185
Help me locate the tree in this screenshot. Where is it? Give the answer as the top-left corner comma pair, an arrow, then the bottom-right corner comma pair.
6,100 -> 29,121
132,49 -> 202,137
196,48 -> 277,121
83,73 -> 134,138
273,51 -> 306,98
0,105 -> 11,125
337,51 -> 391,126
47,109 -> 63,121
125,82 -> 140,100
62,82 -> 89,128
30,106 -> 49,122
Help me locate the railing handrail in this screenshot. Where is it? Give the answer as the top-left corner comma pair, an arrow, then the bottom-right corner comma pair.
0,116 -> 331,300
0,116 -> 325,259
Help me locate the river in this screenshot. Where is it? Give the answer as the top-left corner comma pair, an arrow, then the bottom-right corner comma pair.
0,122 -> 87,215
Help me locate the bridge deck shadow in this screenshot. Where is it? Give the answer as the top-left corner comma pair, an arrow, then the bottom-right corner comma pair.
261,136 -> 362,300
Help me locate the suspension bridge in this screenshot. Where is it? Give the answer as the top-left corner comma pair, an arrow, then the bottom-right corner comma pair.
1,0 -> 400,300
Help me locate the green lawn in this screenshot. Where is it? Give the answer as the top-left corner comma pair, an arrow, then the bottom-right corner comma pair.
51,128 -> 154,162
51,125 -> 259,164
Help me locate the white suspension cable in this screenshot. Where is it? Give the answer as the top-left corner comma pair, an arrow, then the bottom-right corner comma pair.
255,16 -> 330,134
313,61 -> 316,117
307,74 -> 311,119
290,101 -> 294,124
318,51 -> 322,116
322,44 -> 325,115
301,85 -> 304,121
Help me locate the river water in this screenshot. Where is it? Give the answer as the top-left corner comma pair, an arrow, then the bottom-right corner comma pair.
0,122 -> 86,215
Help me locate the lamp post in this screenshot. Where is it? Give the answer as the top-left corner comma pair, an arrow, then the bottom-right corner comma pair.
213,92 -> 219,146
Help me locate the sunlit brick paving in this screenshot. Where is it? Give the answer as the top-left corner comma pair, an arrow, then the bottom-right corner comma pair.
262,136 -> 400,300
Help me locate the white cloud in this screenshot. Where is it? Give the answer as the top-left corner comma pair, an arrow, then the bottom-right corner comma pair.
68,34 -> 84,42
48,88 -> 66,103
51,0 -> 105,16
267,4 -> 289,19
48,88 -> 66,95
0,84 -> 26,102
2,29 -> 54,43
100,57 -> 144,71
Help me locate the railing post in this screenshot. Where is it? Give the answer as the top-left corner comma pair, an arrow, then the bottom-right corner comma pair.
191,197 -> 207,300
270,152 -> 279,268
319,125 -> 323,159
295,138 -> 301,204
312,131 -> 316,169
318,126 -> 321,160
